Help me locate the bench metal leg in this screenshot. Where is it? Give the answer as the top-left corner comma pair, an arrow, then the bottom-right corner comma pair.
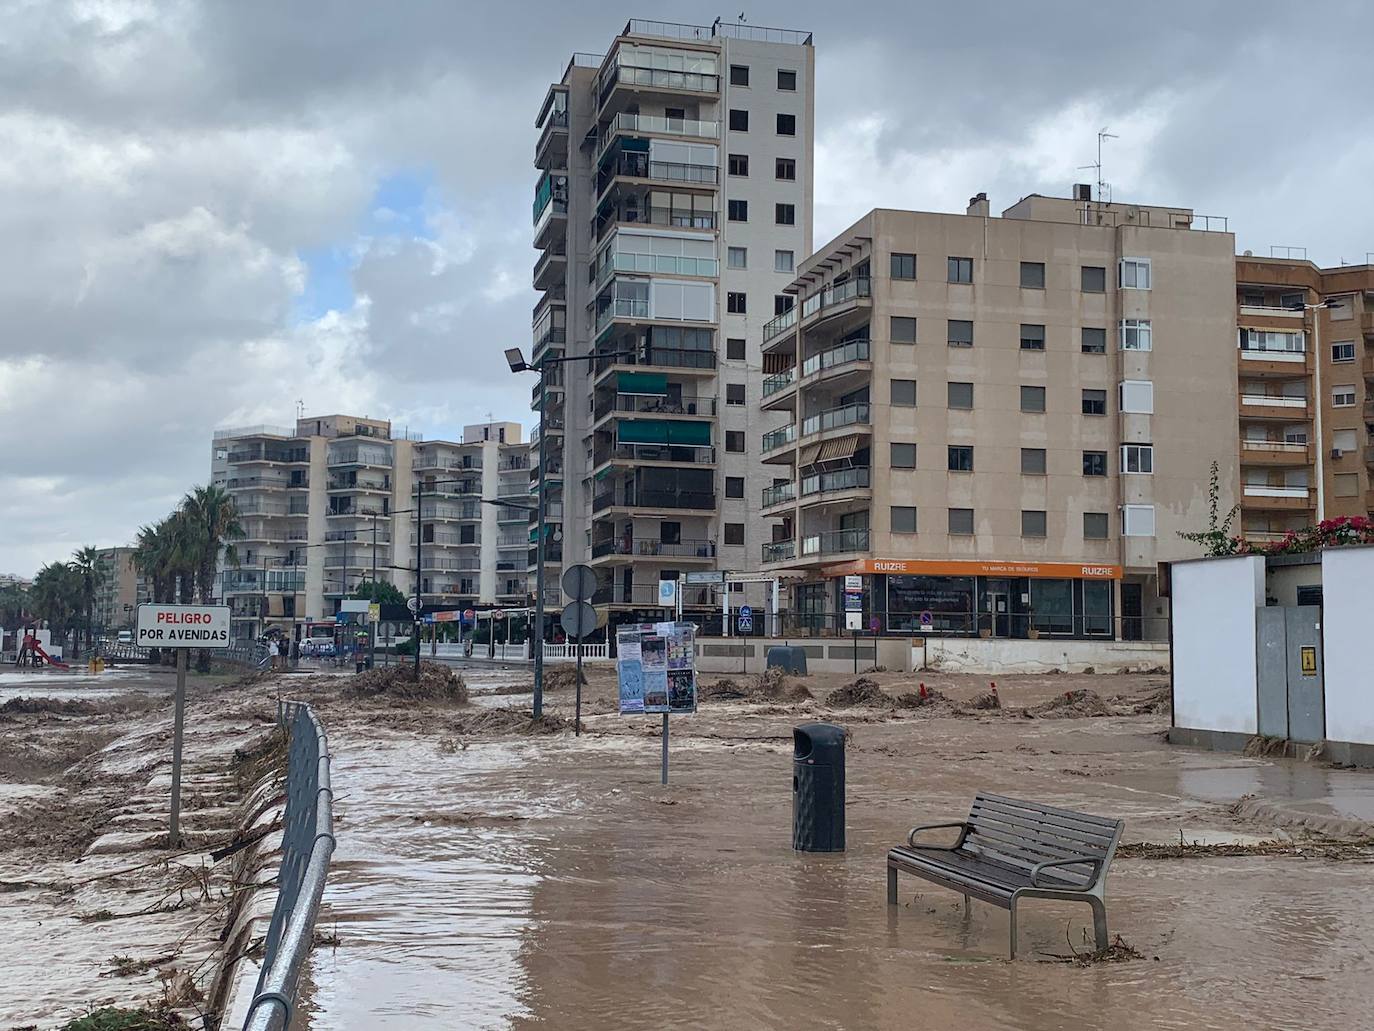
886,865 -> 898,906
1008,901 -> 1018,960
963,894 -> 971,917
1088,896 -> 1109,952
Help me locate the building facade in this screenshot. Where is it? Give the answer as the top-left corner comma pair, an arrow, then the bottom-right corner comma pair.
211,416 -> 529,640
757,194 -> 1239,641
531,18 -> 814,627
93,546 -> 142,631
1234,257 -> 1374,540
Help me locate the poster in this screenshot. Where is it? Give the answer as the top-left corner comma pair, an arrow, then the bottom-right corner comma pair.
616,627 -> 644,714
617,622 -> 696,715
641,632 -> 669,711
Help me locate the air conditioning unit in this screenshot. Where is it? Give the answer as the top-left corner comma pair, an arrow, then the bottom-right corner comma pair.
1073,183 -> 1092,202
1331,448 -> 1343,459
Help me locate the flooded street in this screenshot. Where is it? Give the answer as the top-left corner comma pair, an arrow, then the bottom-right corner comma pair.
304,668 -> 1374,1031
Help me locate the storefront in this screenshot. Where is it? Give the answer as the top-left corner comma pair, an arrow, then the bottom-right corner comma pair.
814,559 -> 1124,640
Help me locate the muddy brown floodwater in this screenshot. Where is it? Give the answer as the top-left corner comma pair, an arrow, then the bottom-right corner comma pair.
300,669 -> 1374,1031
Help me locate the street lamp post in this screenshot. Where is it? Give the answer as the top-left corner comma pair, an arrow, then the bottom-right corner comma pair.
505,346 -> 629,718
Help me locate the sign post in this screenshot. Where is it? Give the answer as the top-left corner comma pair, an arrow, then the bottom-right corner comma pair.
136,604 -> 230,847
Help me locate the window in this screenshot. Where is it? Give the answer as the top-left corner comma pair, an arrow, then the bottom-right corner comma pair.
1121,444 -> 1154,474
728,153 -> 749,176
729,109 -> 749,132
1332,341 -> 1356,363
724,523 -> 745,546
1020,262 -> 1046,289
1332,384 -> 1356,407
948,508 -> 974,535
947,319 -> 973,347
1279,291 -> 1305,309
890,442 -> 916,469
775,157 -> 796,180
1240,291 -> 1265,307
725,476 -> 744,499
726,337 -> 746,361
1081,327 -> 1107,354
1120,257 -> 1151,289
773,294 -> 792,316
948,445 -> 974,472
1239,328 -> 1304,352
776,113 -> 796,136
1120,319 -> 1152,351
728,199 -> 748,221
727,246 -> 748,269
1081,266 -> 1106,292
1083,451 -> 1107,476
726,383 -> 746,406
1334,473 -> 1360,497
1021,448 -> 1046,475
1332,429 -> 1358,456
727,292 -> 747,314
725,431 -> 745,453
777,68 -> 797,90
1020,324 -> 1046,350
1119,380 -> 1154,413
1123,504 -> 1155,537
1082,388 -> 1107,415
1020,385 -> 1046,412
729,64 -> 749,86
775,203 -> 795,225
891,316 -> 917,344
947,256 -> 974,283
1083,512 -> 1109,539
460,524 -> 476,544
774,249 -> 794,272
948,381 -> 973,409
891,506 -> 917,533
891,379 -> 917,407
891,253 -> 917,280
1021,510 -> 1047,537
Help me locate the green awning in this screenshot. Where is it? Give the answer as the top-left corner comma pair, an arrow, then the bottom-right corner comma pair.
618,419 -> 712,447
668,421 -> 712,446
617,371 -> 668,395
621,137 -> 651,152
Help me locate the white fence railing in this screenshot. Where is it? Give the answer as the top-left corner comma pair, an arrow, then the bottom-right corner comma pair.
542,642 -> 610,661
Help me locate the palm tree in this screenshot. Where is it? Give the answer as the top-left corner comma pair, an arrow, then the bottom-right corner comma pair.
0,581 -> 31,627
134,521 -> 177,604
69,545 -> 105,657
180,485 -> 245,603
31,562 -> 80,656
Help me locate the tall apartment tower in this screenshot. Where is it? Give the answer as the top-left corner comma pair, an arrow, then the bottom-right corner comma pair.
1234,257 -> 1374,540
212,416 -> 529,640
531,18 -> 814,627
757,193 -> 1238,641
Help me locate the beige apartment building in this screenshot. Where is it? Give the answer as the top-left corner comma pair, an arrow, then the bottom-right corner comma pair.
757,193 -> 1239,641
1234,256 -> 1374,539
531,17 -> 813,627
93,546 -> 143,631
211,416 -> 529,640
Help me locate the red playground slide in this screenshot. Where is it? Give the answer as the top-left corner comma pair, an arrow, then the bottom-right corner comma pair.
19,635 -> 70,671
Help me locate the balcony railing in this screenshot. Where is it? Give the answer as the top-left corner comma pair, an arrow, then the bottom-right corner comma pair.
591,537 -> 718,559
598,64 -> 720,109
327,504 -> 387,518
594,393 -> 717,420
324,529 -> 392,543
418,505 -> 480,520
761,482 -> 796,508
599,250 -> 719,282
593,443 -> 716,467
430,532 -> 480,546
595,205 -> 717,240
595,297 -> 650,333
762,539 -> 796,563
761,425 -> 796,452
1240,394 -> 1307,410
763,305 -> 798,342
328,448 -> 392,467
801,466 -> 871,497
802,338 -> 870,379
801,402 -> 871,437
419,558 -> 482,572
595,347 -> 717,374
597,113 -> 719,158
327,477 -> 390,492
762,368 -> 796,398
800,528 -> 871,556
597,153 -> 719,195
1239,347 -> 1306,363
802,276 -> 871,320
1241,440 -> 1310,459
593,488 -> 716,512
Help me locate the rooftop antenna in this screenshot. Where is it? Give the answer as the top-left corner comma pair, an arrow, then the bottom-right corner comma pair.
295,398 -> 304,420
1077,127 -> 1118,204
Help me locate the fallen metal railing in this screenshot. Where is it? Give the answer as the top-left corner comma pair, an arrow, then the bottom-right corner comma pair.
243,701 -> 335,1031
223,642 -> 272,670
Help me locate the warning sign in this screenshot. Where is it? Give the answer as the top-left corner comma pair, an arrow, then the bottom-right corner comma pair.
1299,645 -> 1317,676
136,604 -> 231,648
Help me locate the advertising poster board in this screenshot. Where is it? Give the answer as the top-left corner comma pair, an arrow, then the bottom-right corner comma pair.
617,622 -> 697,715
616,627 -> 645,714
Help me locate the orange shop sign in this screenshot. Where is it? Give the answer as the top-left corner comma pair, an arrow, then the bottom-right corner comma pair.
821,558 -> 1123,580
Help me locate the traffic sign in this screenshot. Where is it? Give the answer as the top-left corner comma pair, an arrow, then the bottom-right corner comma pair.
136,604 -> 230,649
738,605 -> 753,632
843,591 -> 863,612
407,596 -> 421,613
844,574 -> 863,592
562,563 -> 597,602
658,579 -> 678,607
919,610 -> 933,627
869,615 -> 882,634
463,608 -> 476,622
684,570 -> 727,585
560,601 -> 597,640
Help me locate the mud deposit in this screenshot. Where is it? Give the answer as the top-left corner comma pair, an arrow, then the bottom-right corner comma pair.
300,669 -> 1374,1031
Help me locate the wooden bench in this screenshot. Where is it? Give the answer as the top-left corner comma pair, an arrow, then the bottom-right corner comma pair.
886,792 -> 1124,958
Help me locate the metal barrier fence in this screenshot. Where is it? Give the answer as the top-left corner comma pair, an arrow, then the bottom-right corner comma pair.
243,701 -> 335,1031
224,641 -> 272,670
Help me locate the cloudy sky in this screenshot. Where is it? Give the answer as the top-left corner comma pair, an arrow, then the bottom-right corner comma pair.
2,0 -> 1372,576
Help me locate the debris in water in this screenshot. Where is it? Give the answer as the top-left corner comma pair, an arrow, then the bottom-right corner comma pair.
825,677 -> 889,708
1039,933 -> 1148,966
542,666 -> 588,690
1028,689 -> 1107,718
1118,833 -> 1373,861
60,1005 -> 191,1030
446,707 -> 570,736
968,687 -> 1001,710
343,662 -> 469,704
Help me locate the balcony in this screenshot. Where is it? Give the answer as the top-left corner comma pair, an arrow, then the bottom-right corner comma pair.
497,535 -> 527,549
430,532 -> 480,547
597,113 -> 719,159
594,393 -> 717,421
328,447 -> 392,469
800,466 -> 871,501
592,442 -> 716,468
225,476 -> 292,493
597,150 -> 718,198
590,537 -> 717,561
533,245 -> 568,291
800,528 -> 871,557
226,446 -> 308,465
596,249 -> 719,285
531,325 -> 566,363
763,305 -> 798,345
594,203 -> 717,241
324,528 -> 392,544
762,367 -> 797,400
419,558 -> 482,572
535,105 -> 569,171
801,277 -> 871,324
1365,446 -> 1374,468
592,487 -> 716,513
596,61 -> 720,113
328,476 -> 390,493
801,402 -> 871,438
326,503 -> 387,519
762,539 -> 796,564
530,418 -> 565,445
1240,440 -> 1312,466
595,296 -> 649,334
1238,347 -> 1311,376
1362,311 -> 1374,339
594,347 -> 717,378
417,505 -> 480,521
761,424 -> 796,455
1362,352 -> 1374,378
801,338 -> 871,381
1241,485 -> 1316,511
234,501 -> 288,517
761,481 -> 797,510
1239,393 -> 1308,419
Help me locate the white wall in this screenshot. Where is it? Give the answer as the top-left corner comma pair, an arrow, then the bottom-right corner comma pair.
1172,555 -> 1264,734
1321,546 -> 1374,745
922,638 -> 1169,674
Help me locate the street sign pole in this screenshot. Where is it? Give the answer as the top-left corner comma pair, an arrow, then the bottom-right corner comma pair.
169,648 -> 187,846
661,712 -> 669,785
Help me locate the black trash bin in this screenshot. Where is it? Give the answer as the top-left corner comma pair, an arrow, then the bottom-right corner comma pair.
792,722 -> 845,852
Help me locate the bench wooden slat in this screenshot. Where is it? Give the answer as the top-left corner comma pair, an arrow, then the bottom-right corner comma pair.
968,813 -> 1115,855
970,800 -> 1118,846
891,846 -> 1080,891
976,792 -> 1119,830
964,827 -> 1103,872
